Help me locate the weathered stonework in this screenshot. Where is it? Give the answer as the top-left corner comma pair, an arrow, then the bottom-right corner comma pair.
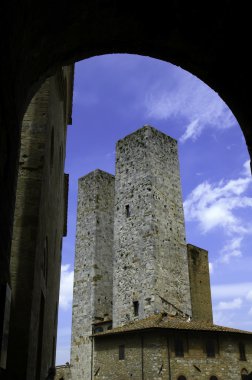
71,170 -> 114,380
8,66 -> 73,380
93,329 -> 252,379
56,364 -> 71,380
187,244 -> 213,323
113,126 -> 191,326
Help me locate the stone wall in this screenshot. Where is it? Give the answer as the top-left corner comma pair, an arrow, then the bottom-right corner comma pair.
7,66 -> 73,380
187,244 -> 213,322
113,126 -> 192,327
93,331 -> 252,379
71,170 -> 114,380
56,364 -> 72,380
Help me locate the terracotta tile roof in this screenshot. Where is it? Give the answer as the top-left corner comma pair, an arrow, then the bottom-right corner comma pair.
93,313 -> 252,337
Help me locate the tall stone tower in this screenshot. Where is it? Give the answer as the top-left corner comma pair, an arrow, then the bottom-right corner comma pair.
70,170 -> 114,380
113,126 -> 192,326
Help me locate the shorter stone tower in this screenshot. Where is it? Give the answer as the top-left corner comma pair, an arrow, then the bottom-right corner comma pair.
71,170 -> 114,380
187,244 -> 213,322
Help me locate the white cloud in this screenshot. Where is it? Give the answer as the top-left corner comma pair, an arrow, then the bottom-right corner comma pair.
144,72 -> 236,142
211,282 -> 252,300
179,119 -> 202,143
242,160 -> 251,177
184,163 -> 252,266
249,307 -> 252,316
215,297 -> 242,310
59,264 -> 74,311
209,262 -> 214,274
219,237 -> 243,263
246,290 -> 252,302
213,310 -> 235,326
184,175 -> 252,235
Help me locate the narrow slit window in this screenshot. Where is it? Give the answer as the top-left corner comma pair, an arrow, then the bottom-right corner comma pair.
125,204 -> 130,217
206,340 -> 215,358
119,345 -> 125,360
239,342 -> 246,361
174,338 -> 184,357
133,301 -> 139,316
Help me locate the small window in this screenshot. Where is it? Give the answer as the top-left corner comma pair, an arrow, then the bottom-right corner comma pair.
177,376 -> 187,380
133,301 -> 139,316
239,342 -> 246,361
119,345 -> 125,360
174,338 -> 184,357
210,376 -> 218,380
125,204 -> 130,217
206,340 -> 215,357
94,327 -> 103,333
107,325 -> 112,330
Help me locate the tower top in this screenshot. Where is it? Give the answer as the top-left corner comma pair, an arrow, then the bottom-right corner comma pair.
117,125 -> 177,145
78,168 -> 114,182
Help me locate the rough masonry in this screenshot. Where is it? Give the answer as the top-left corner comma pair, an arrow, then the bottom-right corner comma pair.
113,126 -> 191,326
71,170 -> 114,380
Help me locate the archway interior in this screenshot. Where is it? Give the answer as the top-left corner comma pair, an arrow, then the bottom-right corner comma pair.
56,53 -> 252,364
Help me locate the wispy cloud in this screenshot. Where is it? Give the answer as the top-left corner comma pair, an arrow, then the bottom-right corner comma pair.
59,264 -> 74,311
219,237 -> 243,263
246,290 -> 252,302
144,72 -> 236,142
212,282 -> 252,300
184,176 -> 252,235
216,297 -> 242,310
212,282 -> 252,328
209,262 -> 214,274
184,161 -> 252,265
243,160 -> 251,177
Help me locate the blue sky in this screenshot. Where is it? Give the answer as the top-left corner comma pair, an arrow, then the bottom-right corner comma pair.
56,54 -> 252,364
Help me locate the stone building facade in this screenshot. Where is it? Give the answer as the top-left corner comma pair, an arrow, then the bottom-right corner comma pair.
93,315 -> 252,380
7,66 -> 74,380
68,126 -> 252,380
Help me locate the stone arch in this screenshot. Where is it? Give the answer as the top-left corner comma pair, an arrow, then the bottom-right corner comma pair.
177,375 -> 187,380
2,3 -> 252,284
242,368 -> 249,379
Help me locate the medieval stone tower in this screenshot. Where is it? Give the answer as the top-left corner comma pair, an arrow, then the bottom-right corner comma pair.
113,126 -> 192,326
70,125 -> 212,380
71,170 -> 114,379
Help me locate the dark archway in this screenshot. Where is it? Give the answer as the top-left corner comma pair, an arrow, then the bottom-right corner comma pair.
1,2 -> 252,285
